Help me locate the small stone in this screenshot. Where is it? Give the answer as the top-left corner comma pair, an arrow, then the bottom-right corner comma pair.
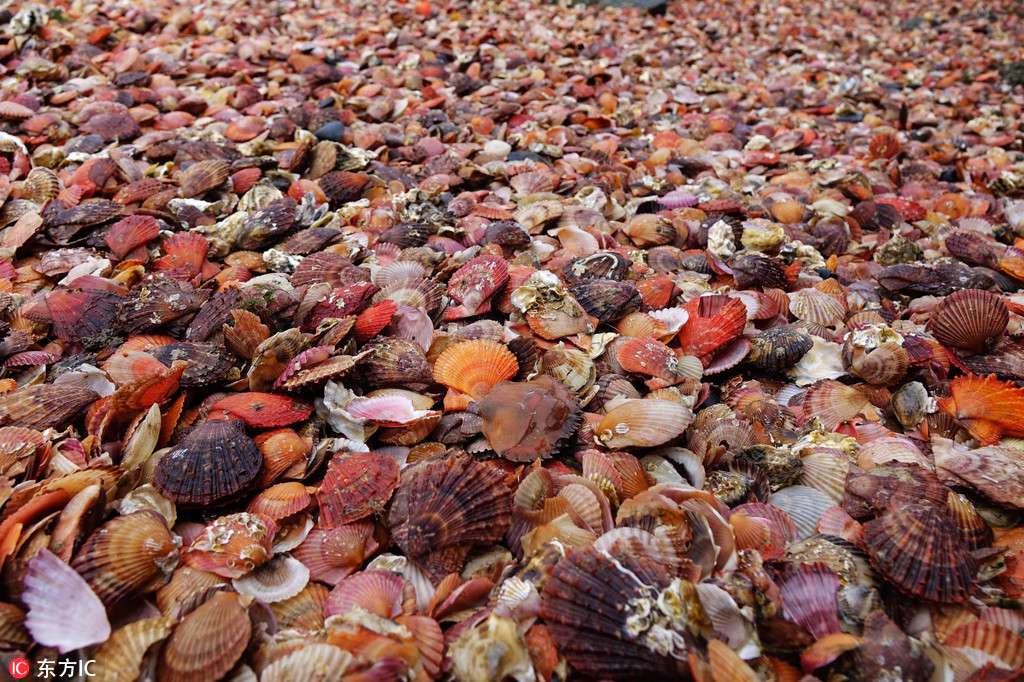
314,120 -> 344,141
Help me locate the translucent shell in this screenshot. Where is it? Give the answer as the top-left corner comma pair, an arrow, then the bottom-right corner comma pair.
678,294 -> 747,362
936,374 -> 1024,445
316,452 -> 400,527
862,502 -> 975,603
596,399 -> 693,448
158,591 -> 251,682
233,555 -> 310,603
747,326 -> 813,371
209,392 -> 313,428
478,377 -> 581,461
23,549 -> 111,653
433,339 -> 518,399
71,510 -> 179,605
260,643 -> 353,682
389,455 -> 512,581
927,289 -> 1008,354
539,545 -> 683,678
154,419 -> 262,507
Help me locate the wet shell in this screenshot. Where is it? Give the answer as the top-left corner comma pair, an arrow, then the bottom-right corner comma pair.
154,419 -> 262,507
862,502 -> 975,603
317,452 -> 400,527
747,326 -> 813,371
158,591 -> 251,682
0,384 -> 98,430
71,511 -> 179,605
478,376 -> 581,461
597,399 -> 693,448
539,545 -> 682,678
177,159 -> 230,198
779,563 -> 843,639
568,279 -> 642,324
433,339 -> 518,400
389,454 -> 512,581
210,392 -> 314,428
927,289 -> 1008,354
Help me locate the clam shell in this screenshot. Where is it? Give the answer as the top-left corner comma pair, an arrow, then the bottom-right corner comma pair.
927,288 -> 1008,353
862,502 -> 975,603
154,419 -> 262,507
71,510 -> 179,606
158,591 -> 251,682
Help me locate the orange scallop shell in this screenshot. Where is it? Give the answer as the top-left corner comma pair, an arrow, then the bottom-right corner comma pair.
209,392 -> 313,428
158,591 -> 251,682
678,295 -> 747,362
936,374 -> 1024,445
433,339 -> 518,399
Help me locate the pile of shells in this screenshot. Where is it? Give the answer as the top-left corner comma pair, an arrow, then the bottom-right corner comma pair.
0,0 -> 1022,679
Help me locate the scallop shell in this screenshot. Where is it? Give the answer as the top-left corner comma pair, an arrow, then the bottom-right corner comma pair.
539,545 -> 683,678
568,279 -> 642,323
154,419 -> 262,507
844,342 -> 909,386
23,549 -> 111,653
936,374 -> 1024,445
862,502 -> 975,603
678,294 -> 747,362
233,555 -> 309,603
178,159 -> 230,198
325,569 -> 405,618
291,252 -> 370,288
799,451 -> 850,503
433,339 -> 518,399
478,377 -> 581,461
927,289 -> 1008,353
768,485 -> 835,540
246,481 -> 315,520
158,591 -> 251,682
932,439 -> 1024,510
71,510 -> 178,606
789,288 -> 846,327
943,621 -> 1024,671
292,523 -> 379,585
317,452 -> 400,527
359,337 -> 433,387
802,379 -> 874,430
260,643 -> 353,682
182,512 -> 275,579
91,616 -> 175,682
541,345 -> 597,398
210,392 -> 313,428
248,329 -> 307,391
0,384 -> 98,430
223,309 -> 271,361
318,171 -> 370,207
446,254 -> 510,316
565,251 -> 631,282
271,583 -> 329,631
155,567 -> 226,619
597,399 -> 694,448
389,454 -> 512,581
747,326 -> 813,371
779,563 -> 843,639
105,215 -> 161,259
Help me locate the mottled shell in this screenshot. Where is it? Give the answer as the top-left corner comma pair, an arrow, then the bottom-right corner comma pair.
317,452 -> 400,527
747,326 -> 813,371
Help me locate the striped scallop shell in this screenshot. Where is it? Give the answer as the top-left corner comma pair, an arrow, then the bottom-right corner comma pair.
927,288 -> 1009,354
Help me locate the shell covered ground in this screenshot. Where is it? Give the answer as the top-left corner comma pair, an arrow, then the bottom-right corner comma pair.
0,0 -> 1023,679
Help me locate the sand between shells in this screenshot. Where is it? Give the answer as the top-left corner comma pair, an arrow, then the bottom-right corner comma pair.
0,0 -> 1023,679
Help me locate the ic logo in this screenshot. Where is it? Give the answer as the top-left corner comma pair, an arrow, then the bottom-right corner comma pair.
7,657 -> 30,680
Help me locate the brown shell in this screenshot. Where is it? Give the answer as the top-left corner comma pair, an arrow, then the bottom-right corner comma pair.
290,252 -> 369,288
149,342 -> 233,389
358,337 -> 433,387
944,230 -> 1002,268
477,376 -> 581,462
158,591 -> 251,682
568,279 -> 642,323
927,288 -> 1008,354
238,197 -> 297,250
117,275 -> 206,334
248,329 -> 307,391
862,502 -> 975,603
732,253 -> 788,290
0,384 -> 98,429
178,159 -> 231,198
223,309 -> 271,361
317,452 -> 400,527
539,545 -> 682,678
91,616 -> 175,682
71,511 -> 179,606
844,342 -> 910,386
154,419 -> 263,507
389,454 -> 512,581
564,251 -> 631,283
319,171 -> 371,207
747,326 -> 813,371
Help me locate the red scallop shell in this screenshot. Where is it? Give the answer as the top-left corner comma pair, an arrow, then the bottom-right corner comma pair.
354,300 -> 398,343
105,215 -> 161,260
209,392 -> 313,428
677,294 -> 747,363
316,452 -> 400,528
